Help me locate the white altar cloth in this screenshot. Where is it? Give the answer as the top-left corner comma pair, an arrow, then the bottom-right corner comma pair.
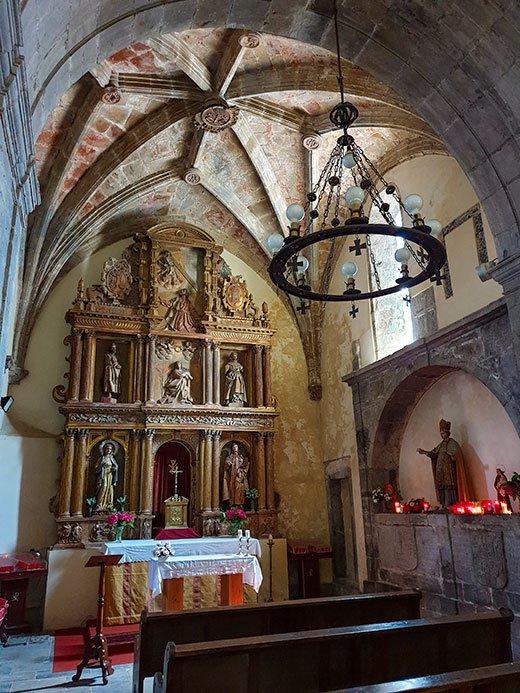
102,537 -> 261,563
148,553 -> 263,597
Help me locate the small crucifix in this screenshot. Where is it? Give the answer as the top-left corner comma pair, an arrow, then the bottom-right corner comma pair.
349,238 -> 367,256
297,301 -> 311,315
168,460 -> 183,500
403,294 -> 411,306
417,247 -> 429,264
430,272 -> 444,286
349,303 -> 359,318
289,256 -> 306,274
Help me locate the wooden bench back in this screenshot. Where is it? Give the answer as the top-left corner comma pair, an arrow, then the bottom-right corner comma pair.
339,661 -> 520,692
134,591 -> 421,692
161,610 -> 513,693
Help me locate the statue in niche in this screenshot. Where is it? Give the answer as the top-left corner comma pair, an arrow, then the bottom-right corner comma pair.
159,361 -> 194,405
101,343 -> 122,403
161,289 -> 199,332
417,419 -> 472,507
222,443 -> 250,506
224,352 -> 247,407
95,441 -> 119,512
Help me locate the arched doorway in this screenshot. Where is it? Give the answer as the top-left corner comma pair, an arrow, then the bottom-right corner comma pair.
153,441 -> 193,528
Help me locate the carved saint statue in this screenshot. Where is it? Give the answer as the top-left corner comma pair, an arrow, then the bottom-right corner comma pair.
159,361 -> 194,405
95,442 -> 119,512
224,352 -> 247,407
163,289 -> 199,332
222,443 -> 249,506
102,343 -> 122,401
417,419 -> 472,506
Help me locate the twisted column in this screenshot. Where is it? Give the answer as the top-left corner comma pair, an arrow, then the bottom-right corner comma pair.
254,344 -> 264,408
265,432 -> 275,510
58,430 -> 75,517
212,431 -> 221,510
145,335 -> 156,404
255,432 -> 266,511
133,335 -> 144,402
79,331 -> 95,401
71,429 -> 88,516
140,429 -> 155,514
204,341 -> 213,404
128,430 -> 142,511
262,345 -> 272,407
68,329 -> 83,401
213,342 -> 221,405
203,430 -> 213,511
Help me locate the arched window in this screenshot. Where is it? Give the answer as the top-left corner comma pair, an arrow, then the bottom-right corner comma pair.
368,190 -> 413,360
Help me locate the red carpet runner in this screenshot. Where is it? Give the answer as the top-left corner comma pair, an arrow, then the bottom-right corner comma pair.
52,623 -> 138,672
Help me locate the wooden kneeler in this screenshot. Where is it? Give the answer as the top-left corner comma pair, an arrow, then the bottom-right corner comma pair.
72,554 -> 123,686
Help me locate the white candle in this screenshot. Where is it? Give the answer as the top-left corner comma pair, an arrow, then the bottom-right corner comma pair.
268,534 -> 273,541
237,529 -> 243,538
245,529 -> 251,538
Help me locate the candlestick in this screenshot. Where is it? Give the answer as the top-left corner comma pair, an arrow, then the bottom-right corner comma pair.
267,534 -> 275,602
245,529 -> 250,538
237,529 -> 243,538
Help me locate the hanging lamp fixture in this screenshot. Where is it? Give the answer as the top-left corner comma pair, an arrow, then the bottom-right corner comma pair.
267,0 -> 447,310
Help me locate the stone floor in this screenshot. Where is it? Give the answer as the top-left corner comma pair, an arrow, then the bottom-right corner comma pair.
0,636 -> 133,693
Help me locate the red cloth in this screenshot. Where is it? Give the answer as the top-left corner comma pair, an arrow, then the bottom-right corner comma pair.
0,598 -> 7,625
52,625 -> 137,672
153,442 -> 192,527
155,528 -> 200,540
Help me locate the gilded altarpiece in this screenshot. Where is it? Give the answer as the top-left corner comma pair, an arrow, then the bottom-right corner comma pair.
52,223 -> 278,546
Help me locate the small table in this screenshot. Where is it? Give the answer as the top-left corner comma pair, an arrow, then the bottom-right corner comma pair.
149,554 -> 262,611
0,554 -> 47,634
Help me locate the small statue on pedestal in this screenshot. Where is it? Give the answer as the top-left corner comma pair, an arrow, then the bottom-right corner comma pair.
494,468 -> 518,512
417,419 -> 472,506
95,442 -> 119,512
101,343 -> 121,403
159,361 -> 193,405
224,352 -> 247,407
222,443 -> 250,506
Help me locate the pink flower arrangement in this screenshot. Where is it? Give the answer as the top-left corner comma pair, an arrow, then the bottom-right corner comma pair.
221,505 -> 247,534
107,511 -> 135,541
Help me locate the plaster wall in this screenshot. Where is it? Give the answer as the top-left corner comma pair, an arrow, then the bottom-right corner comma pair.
399,371 -> 520,506
2,237 -> 328,553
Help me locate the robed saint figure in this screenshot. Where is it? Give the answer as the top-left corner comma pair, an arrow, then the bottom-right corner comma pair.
222,443 -> 249,506
417,419 -> 473,506
95,442 -> 119,512
102,343 -> 121,400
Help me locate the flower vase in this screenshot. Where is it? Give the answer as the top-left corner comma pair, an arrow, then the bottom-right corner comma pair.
114,526 -> 124,542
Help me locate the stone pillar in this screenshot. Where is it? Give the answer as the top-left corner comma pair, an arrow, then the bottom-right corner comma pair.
79,331 -> 95,401
128,430 -> 142,512
255,432 -> 266,511
265,431 -> 275,510
262,345 -> 272,407
58,430 -> 75,517
203,430 -> 213,511
133,335 -> 144,402
212,431 -> 221,510
254,344 -> 264,408
71,429 -> 88,516
204,341 -> 213,404
140,429 -> 155,514
145,335 -> 156,404
68,329 -> 83,401
213,342 -> 220,405
491,254 -> 520,372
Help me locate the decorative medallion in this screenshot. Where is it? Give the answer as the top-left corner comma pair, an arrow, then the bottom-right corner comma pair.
302,133 -> 322,150
101,257 -> 133,303
239,33 -> 262,48
221,275 -> 248,315
183,167 -> 201,185
102,85 -> 122,104
194,102 -> 240,133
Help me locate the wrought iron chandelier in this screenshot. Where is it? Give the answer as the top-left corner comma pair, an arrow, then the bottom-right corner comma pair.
267,0 -> 447,314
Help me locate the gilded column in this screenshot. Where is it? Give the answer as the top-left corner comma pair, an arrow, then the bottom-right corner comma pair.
140,429 -> 154,514
254,344 -> 264,407
203,430 -> 213,511
128,430 -> 142,512
198,434 -> 206,514
255,432 -> 266,510
58,430 -> 75,517
79,331 -> 95,401
212,342 -> 220,405
134,335 -> 144,402
204,341 -> 213,404
145,335 -> 156,404
71,429 -> 88,516
68,329 -> 83,401
265,431 -> 275,510
211,431 -> 221,510
262,345 -> 272,408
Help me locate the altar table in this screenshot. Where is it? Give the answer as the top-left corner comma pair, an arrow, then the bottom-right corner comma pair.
102,537 -> 261,562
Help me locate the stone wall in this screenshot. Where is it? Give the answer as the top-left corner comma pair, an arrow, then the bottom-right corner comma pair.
343,297 -> 520,579
375,513 -> 520,656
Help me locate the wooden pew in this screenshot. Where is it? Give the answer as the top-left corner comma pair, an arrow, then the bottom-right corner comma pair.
340,661 -> 520,692
134,591 -> 421,692
155,609 -> 513,693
